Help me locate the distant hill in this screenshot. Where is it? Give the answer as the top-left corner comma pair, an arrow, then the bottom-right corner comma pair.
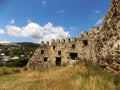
0,42 -> 39,67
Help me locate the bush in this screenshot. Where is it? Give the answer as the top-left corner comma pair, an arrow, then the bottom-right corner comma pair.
11,68 -> 21,73
4,57 -> 29,67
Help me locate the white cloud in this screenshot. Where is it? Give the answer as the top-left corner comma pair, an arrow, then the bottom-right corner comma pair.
6,22 -> 70,43
9,19 -> 15,24
57,9 -> 66,14
41,0 -> 47,7
0,29 -> 5,34
0,40 -> 11,43
95,18 -> 103,26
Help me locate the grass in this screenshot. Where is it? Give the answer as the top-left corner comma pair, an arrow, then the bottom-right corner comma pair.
0,62 -> 120,90
0,67 -> 21,76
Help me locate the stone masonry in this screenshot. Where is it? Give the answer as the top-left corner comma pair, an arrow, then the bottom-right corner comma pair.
27,0 -> 120,74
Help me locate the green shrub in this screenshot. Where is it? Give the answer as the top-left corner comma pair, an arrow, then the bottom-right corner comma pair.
4,57 -> 29,67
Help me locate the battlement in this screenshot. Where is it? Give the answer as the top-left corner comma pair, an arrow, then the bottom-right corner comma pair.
40,26 -> 100,46
40,37 -> 78,46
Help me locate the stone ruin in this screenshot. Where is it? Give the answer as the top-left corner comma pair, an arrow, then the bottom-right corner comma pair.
27,0 -> 120,74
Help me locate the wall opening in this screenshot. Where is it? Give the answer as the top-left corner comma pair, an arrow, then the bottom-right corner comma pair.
83,40 -> 88,46
69,53 -> 78,60
41,50 -> 44,55
44,57 -> 48,62
53,46 -> 55,50
56,57 -> 61,66
58,51 -> 61,55
72,44 -> 75,49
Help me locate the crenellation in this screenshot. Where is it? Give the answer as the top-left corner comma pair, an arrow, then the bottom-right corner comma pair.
84,31 -> 89,35
27,0 -> 120,74
56,39 -> 60,44
51,39 -> 55,45
78,34 -> 82,39
71,37 -> 77,42
93,26 -> 99,30
66,38 -> 71,43
46,41 -> 49,45
61,39 -> 65,44
41,41 -> 45,45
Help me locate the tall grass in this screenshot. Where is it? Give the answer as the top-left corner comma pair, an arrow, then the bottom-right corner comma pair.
0,61 -> 119,90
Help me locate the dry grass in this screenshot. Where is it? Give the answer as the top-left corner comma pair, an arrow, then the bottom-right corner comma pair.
0,67 -> 21,76
0,63 -> 118,90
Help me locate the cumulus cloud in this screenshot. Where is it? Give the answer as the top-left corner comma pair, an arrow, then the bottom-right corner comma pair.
95,18 -> 103,26
0,29 -> 5,34
6,22 -> 70,43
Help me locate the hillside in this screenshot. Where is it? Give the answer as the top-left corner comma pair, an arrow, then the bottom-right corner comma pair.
0,42 -> 39,67
0,62 -> 120,90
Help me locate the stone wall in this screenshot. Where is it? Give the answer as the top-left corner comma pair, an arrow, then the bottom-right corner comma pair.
94,0 -> 120,74
27,26 -> 99,68
27,0 -> 120,74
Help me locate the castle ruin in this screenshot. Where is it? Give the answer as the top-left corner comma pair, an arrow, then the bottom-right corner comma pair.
27,0 -> 120,74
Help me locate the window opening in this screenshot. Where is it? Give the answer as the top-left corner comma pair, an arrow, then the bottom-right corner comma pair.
41,50 -> 44,55
44,57 -> 48,62
56,57 -> 61,66
58,51 -> 61,55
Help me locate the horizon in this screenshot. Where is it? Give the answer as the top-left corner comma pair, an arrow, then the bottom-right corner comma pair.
0,0 -> 111,44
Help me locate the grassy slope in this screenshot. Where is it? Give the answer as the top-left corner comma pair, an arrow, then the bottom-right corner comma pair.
0,62 -> 120,90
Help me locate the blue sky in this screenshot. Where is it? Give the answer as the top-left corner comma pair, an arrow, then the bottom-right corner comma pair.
0,0 -> 111,43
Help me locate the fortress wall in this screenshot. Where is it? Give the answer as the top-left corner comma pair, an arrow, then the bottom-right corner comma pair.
28,0 -> 120,74
28,26 -> 99,68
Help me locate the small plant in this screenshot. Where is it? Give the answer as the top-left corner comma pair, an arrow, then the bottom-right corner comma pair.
23,66 -> 28,71
62,62 -> 67,67
12,68 -> 21,73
